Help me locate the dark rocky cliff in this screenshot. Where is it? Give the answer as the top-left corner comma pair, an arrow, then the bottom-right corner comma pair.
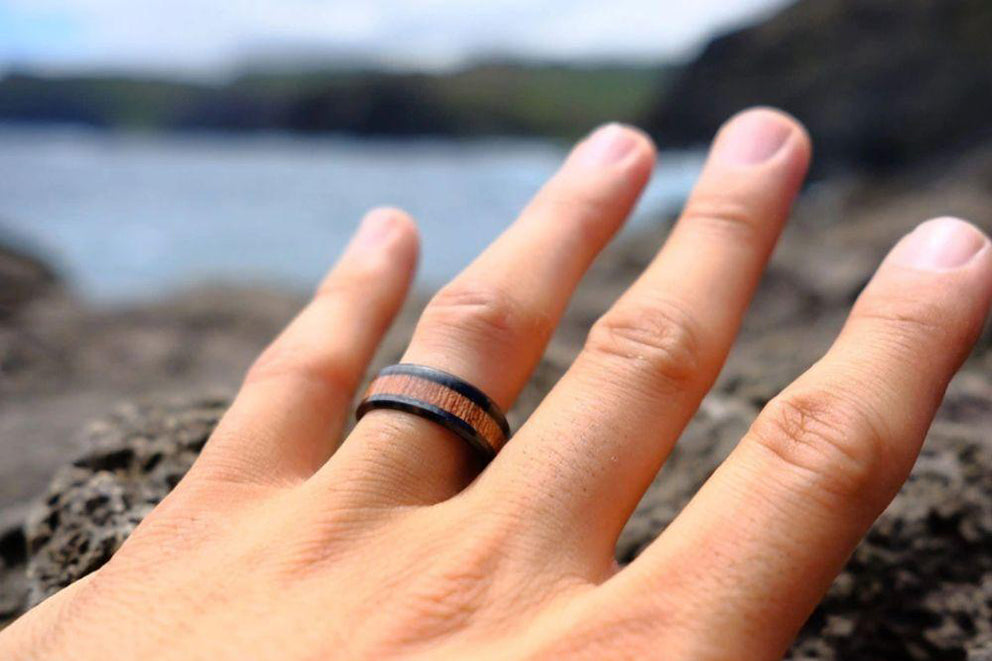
645,0 -> 992,175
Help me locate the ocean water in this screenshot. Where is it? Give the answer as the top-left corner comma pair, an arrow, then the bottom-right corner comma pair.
0,126 -> 704,302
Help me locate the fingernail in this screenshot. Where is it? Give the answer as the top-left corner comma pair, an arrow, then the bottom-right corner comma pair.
713,109 -> 793,165
575,123 -> 640,167
888,217 -> 990,271
351,209 -> 398,250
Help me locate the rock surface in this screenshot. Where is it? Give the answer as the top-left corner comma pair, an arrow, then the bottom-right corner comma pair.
1,145 -> 991,654
21,398 -> 228,608
0,284 -> 310,519
645,0 -> 992,176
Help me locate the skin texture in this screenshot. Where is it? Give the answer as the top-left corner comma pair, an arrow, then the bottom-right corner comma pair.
2,108 -> 991,660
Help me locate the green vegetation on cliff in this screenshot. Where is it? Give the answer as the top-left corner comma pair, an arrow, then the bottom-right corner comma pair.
0,62 -> 672,139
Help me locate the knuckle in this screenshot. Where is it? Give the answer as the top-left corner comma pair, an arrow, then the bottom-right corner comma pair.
421,281 -> 547,348
585,299 -> 703,390
679,193 -> 765,243
748,387 -> 894,504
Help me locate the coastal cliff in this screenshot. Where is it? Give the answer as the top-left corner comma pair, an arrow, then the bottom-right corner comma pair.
645,0 -> 992,175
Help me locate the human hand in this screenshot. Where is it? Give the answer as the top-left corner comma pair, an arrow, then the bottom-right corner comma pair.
3,109 -> 990,660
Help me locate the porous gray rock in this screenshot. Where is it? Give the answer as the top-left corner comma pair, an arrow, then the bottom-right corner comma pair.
0,285 -> 308,524
0,526 -> 27,621
21,397 -> 228,607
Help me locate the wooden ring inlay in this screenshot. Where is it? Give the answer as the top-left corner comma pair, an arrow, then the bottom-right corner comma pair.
356,364 -> 510,460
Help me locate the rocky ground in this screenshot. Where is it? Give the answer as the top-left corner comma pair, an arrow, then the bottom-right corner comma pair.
1,143 -> 991,657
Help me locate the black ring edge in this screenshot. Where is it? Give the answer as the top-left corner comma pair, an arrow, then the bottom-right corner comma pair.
377,364 -> 510,438
356,394 -> 497,461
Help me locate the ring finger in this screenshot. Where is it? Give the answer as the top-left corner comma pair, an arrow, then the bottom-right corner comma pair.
471,108 -> 811,564
322,124 -> 657,504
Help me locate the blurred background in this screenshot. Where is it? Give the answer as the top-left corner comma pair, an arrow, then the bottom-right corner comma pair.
1,0 -> 990,299
2,2 -> 992,656
0,0 -> 779,299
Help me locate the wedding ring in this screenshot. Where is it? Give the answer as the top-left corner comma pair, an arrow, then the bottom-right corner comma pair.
356,364 -> 510,461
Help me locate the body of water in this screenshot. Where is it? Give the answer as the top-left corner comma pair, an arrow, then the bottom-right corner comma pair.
0,126 -> 704,302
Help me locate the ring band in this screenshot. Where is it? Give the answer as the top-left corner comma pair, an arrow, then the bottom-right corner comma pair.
356,364 -> 510,461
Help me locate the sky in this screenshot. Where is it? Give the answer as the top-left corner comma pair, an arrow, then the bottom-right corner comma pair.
0,0 -> 792,77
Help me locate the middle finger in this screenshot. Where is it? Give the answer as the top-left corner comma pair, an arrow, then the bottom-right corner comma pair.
473,108 -> 811,566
